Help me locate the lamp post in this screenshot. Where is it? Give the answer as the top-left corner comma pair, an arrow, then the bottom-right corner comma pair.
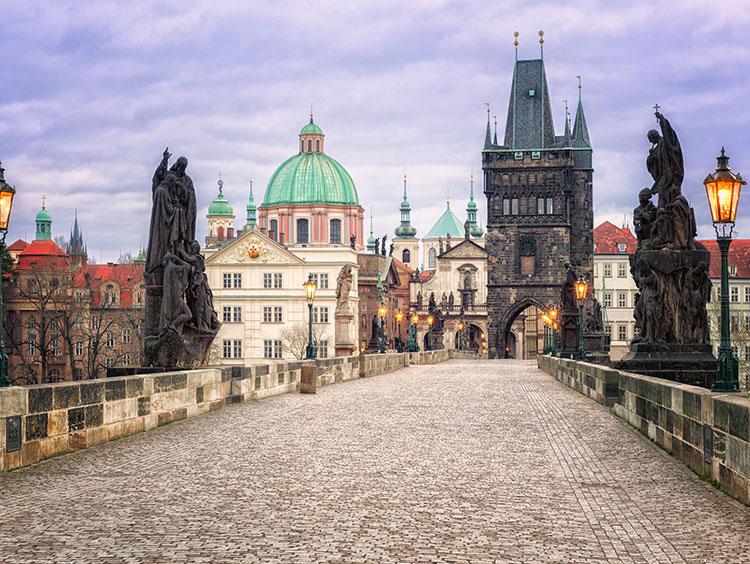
426,315 -> 434,351
457,320 -> 465,351
406,313 -> 419,353
541,312 -> 552,354
378,304 -> 387,353
395,310 -> 404,352
704,148 -> 745,392
549,306 -> 559,356
575,276 -> 589,361
0,163 -> 16,388
303,274 -> 317,360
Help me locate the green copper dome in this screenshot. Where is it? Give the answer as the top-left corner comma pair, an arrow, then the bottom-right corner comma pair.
208,179 -> 234,216
35,208 -> 52,222
263,152 -> 359,206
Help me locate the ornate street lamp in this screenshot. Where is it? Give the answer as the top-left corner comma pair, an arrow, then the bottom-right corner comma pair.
574,276 -> 589,361
303,274 -> 317,359
395,310 -> 404,352
541,312 -> 552,354
426,315 -> 434,351
0,162 -> 16,388
704,148 -> 745,392
378,304 -> 387,354
549,306 -> 559,356
457,320 -> 465,351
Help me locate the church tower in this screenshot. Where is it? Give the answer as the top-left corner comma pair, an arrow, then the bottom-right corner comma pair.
68,209 -> 88,266
35,196 -> 52,240
482,33 -> 593,358
205,177 -> 235,248
392,175 -> 419,267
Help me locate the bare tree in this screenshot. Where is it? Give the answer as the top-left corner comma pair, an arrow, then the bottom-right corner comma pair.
279,322 -> 329,360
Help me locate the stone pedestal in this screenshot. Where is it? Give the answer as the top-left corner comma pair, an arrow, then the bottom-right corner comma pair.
300,365 -> 317,394
619,343 -> 716,388
334,308 -> 355,357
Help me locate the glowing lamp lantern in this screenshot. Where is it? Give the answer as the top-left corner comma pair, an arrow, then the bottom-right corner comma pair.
395,311 -> 404,324
549,307 -> 558,322
378,304 -> 387,319
0,164 -> 16,233
457,321 -> 465,331
541,313 -> 551,327
411,314 -> 419,325
303,275 -> 317,305
575,275 -> 589,303
704,148 -> 745,237
427,315 -> 434,327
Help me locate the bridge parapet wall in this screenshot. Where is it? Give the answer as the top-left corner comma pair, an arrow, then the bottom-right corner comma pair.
539,354 -> 750,506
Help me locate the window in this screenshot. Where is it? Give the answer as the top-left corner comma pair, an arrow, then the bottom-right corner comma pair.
48,369 -> 60,382
233,339 -> 242,358
310,273 -> 329,289
318,340 -> 329,359
603,263 -> 612,278
223,273 -> 232,289
106,331 -> 114,348
223,306 -> 232,323
537,197 -> 545,215
28,336 -> 37,356
263,273 -> 272,288
605,324 -> 612,336
75,318 -> 83,331
428,248 -> 437,269
263,306 -> 272,323
618,325 -> 628,341
312,306 -> 329,323
316,139 -> 320,152
105,358 -> 114,368
503,197 -> 510,216
233,306 -> 242,322
546,197 -> 553,214
604,292 -> 612,308
274,273 -> 283,288
50,339 -> 58,357
329,219 -> 341,244
731,286 -> 739,303
617,263 -> 627,278
745,345 -> 750,361
513,151 -> 523,160
75,341 -> 84,357
745,287 -> 750,303
264,340 -> 283,359
297,218 -> 309,244
731,315 -> 739,332
269,219 -> 278,242
75,291 -> 84,303
91,315 -> 99,329
223,339 -> 232,359
730,265 -> 737,277
123,354 -> 132,365
745,314 -> 750,332
122,328 -> 131,344
73,368 -> 83,381
307,139 -> 312,152
274,306 -> 283,323
402,249 -> 411,263
618,292 -> 627,308
233,273 -> 242,288
511,198 -> 519,215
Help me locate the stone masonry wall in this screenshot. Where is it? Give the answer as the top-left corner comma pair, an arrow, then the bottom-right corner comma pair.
1,351 -> 465,473
539,354 -> 750,505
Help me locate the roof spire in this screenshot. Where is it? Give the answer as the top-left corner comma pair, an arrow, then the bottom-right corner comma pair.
484,102 -> 492,149
538,30 -> 544,59
563,98 -> 571,142
492,113 -> 498,145
403,173 -> 407,199
572,75 -> 591,148
513,31 -> 519,61
217,174 -> 223,195
446,188 -> 451,209
395,173 -> 417,238
310,106 -> 314,123
244,174 -> 257,231
42,194 -> 46,209
577,75 -> 582,101
469,170 -> 475,199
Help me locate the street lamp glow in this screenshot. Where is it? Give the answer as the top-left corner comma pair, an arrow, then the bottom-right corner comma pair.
457,321 -> 465,331
378,304 -> 387,319
427,315 -> 434,326
411,314 -> 419,325
575,275 -> 589,302
303,274 -> 317,359
303,275 -> 317,304
395,311 -> 404,323
0,164 -> 16,233
704,148 -> 744,235
548,307 -> 558,322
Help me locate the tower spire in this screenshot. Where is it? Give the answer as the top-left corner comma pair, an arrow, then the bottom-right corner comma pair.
538,30 -> 544,59
514,31 -> 519,61
572,75 -> 591,148
395,174 -> 416,238
483,102 -> 492,149
563,98 -> 571,143
244,174 -> 257,231
466,171 -> 483,238
366,207 -> 377,252
492,113 -> 498,145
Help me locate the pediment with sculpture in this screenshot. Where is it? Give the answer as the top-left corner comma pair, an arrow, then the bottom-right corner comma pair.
207,230 -> 304,266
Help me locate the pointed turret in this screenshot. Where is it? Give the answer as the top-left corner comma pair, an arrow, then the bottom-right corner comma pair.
492,114 -> 498,145
394,174 -> 417,238
483,105 -> 492,149
572,76 -> 591,148
68,208 -> 88,265
366,208 -> 377,253
466,173 -> 484,238
244,177 -> 257,231
563,98 -> 572,145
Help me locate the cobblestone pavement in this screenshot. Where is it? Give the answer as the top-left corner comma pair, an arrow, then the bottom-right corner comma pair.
2,360 -> 750,563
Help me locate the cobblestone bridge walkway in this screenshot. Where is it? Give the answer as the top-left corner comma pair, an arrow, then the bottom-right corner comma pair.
2,360 -> 750,563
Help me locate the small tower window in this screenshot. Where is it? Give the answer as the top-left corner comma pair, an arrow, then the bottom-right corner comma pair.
307,139 -> 312,152
297,218 -> 309,244
503,197 -> 510,216
270,219 -> 278,242
329,219 -> 341,244
546,197 -> 553,214
402,249 -> 411,264
300,140 -> 304,152
428,248 -> 437,269
511,198 -> 519,215
316,139 -> 320,152
217,225 -> 224,240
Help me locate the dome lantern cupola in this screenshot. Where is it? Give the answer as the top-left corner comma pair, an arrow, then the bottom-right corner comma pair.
299,112 -> 325,154
466,172 -> 484,238
205,176 -> 235,246
394,174 -> 417,238
35,194 -> 52,241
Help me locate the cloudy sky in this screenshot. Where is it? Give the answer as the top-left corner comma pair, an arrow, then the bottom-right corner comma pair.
1,0 -> 749,260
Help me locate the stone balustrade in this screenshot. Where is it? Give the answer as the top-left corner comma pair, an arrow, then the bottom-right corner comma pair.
0,350 -> 467,473
539,354 -> 750,505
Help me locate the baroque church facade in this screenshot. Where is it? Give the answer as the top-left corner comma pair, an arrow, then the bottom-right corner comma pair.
482,48 -> 593,358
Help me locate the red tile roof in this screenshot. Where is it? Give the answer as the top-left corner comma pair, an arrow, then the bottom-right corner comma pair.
391,257 -> 414,273
697,239 -> 750,279
16,239 -> 70,270
594,221 -> 637,255
418,270 -> 434,282
7,239 -> 29,252
74,263 -> 145,308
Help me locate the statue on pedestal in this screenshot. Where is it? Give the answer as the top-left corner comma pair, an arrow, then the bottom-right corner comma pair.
143,149 -> 220,367
620,110 -> 715,387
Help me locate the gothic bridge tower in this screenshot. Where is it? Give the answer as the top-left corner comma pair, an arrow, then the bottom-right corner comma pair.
482,35 -> 593,358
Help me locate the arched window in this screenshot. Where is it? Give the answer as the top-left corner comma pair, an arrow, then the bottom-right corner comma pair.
502,197 -> 510,215
307,139 -> 312,152
402,249 -> 411,264
300,140 -> 304,152
217,225 -> 225,240
270,219 -> 278,241
329,219 -> 341,244
316,139 -> 321,152
297,218 -> 309,244
428,248 -> 437,269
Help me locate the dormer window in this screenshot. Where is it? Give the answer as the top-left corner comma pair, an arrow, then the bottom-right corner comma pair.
730,265 -> 737,277
618,243 -> 626,253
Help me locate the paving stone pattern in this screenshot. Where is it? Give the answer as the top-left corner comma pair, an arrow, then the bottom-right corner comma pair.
1,360 -> 749,563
